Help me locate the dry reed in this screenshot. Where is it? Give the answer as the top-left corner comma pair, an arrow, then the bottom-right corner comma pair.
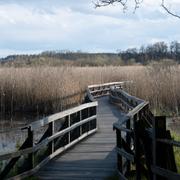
0,65 -> 179,120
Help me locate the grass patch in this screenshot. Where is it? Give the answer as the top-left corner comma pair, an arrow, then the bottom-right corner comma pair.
171,131 -> 180,173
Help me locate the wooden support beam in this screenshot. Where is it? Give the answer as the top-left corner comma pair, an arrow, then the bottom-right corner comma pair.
48,121 -> 54,155
68,115 -> 71,144
126,118 -> 131,173
28,127 -> 34,170
116,129 -> 123,176
134,114 -> 141,180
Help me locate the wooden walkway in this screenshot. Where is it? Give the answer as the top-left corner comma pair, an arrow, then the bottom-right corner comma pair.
36,96 -> 125,180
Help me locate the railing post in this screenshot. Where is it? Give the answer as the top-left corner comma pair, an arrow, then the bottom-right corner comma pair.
116,129 -> 123,174
68,115 -> 71,143
95,105 -> 97,129
80,110 -> 82,136
88,108 -> 90,131
152,116 -> 157,180
133,114 -> 141,180
126,118 -> 131,174
28,127 -> 34,170
152,116 -> 167,180
48,121 -> 54,155
52,121 -> 55,152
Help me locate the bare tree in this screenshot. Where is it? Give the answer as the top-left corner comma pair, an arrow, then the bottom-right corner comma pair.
95,0 -> 180,18
161,0 -> 180,19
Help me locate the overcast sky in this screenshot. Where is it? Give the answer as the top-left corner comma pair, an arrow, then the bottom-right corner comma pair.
0,0 -> 180,57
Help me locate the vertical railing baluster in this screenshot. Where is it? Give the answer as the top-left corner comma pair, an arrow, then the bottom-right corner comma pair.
52,121 -> 55,153
48,121 -> 54,155
80,110 -> 82,136
126,118 -> 131,174
152,116 -> 157,180
134,114 -> 141,180
68,115 -> 71,143
88,108 -> 90,131
28,127 -> 34,170
116,129 -> 122,175
95,106 -> 97,129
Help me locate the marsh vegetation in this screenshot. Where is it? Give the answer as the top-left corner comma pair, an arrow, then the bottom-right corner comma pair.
0,64 -> 180,121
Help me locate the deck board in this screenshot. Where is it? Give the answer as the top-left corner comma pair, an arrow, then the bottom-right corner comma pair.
36,96 -> 125,180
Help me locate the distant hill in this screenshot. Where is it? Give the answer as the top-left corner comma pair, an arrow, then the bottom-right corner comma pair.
0,52 -> 125,67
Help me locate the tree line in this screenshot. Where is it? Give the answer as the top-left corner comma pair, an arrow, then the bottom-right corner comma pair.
118,41 -> 180,64
0,41 -> 180,66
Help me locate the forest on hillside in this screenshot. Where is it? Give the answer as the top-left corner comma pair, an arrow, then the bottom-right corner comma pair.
1,41 -> 180,67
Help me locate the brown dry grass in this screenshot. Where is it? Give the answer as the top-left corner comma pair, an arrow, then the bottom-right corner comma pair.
0,64 -> 180,118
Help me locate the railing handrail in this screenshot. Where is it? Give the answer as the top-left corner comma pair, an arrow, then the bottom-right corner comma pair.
110,87 -> 144,107
127,101 -> 149,117
0,102 -> 97,134
30,101 -> 97,130
88,81 -> 125,89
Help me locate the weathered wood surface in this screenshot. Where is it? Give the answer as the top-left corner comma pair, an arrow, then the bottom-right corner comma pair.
36,96 -> 126,180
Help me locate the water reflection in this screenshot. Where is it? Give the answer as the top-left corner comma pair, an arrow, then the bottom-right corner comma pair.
0,113 -> 46,154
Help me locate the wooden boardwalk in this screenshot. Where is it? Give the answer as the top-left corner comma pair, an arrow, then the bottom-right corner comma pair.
1,82 -> 179,180
36,96 -> 125,180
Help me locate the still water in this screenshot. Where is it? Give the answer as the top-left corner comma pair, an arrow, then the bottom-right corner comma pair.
0,113 -> 46,155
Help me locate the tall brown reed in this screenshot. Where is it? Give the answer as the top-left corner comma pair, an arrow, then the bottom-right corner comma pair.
0,65 -> 179,120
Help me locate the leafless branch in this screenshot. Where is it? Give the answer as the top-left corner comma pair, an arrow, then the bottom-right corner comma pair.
94,0 -> 141,12
95,0 -> 180,19
133,0 -> 143,13
161,0 -> 180,19
94,0 -> 128,11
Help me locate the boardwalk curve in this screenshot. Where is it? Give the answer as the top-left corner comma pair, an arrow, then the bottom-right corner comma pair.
36,96 -> 125,179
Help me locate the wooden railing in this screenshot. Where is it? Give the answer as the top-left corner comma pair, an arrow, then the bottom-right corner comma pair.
0,95 -> 97,179
87,82 -> 125,99
0,81 -> 125,179
110,87 -> 180,180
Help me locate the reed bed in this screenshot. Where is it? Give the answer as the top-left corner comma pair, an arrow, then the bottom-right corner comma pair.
0,65 -> 180,121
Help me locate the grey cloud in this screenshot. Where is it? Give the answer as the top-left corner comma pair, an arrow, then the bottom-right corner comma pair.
0,1 -> 180,57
